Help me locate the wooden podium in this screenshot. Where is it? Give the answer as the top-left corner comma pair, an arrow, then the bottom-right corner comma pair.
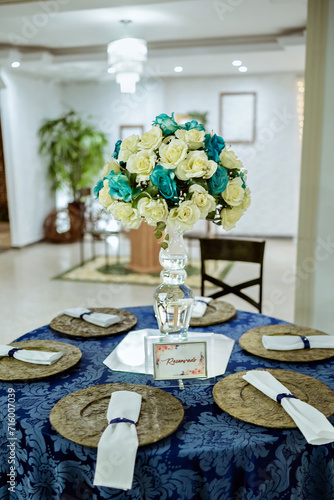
127,222 -> 162,273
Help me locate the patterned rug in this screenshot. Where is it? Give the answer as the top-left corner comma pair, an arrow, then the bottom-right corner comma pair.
53,256 -> 234,288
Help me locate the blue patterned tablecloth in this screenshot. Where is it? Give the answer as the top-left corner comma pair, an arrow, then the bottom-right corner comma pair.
1,306 -> 334,500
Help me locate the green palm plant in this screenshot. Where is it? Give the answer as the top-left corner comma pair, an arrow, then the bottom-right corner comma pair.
38,110 -> 108,201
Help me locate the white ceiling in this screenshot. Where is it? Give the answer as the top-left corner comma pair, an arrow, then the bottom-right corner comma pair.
0,0 -> 307,81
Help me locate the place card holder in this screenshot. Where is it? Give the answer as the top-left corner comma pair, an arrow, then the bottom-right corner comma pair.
144,331 -> 215,387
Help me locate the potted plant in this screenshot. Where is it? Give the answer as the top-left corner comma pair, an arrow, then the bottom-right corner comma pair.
38,110 -> 108,242
38,110 -> 108,202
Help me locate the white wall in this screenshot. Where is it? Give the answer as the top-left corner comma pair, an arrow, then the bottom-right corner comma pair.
59,76 -> 165,157
0,69 -> 61,247
163,73 -> 301,237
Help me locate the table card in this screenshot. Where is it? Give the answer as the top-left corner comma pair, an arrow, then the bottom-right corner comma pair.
153,341 -> 208,380
144,332 -> 214,381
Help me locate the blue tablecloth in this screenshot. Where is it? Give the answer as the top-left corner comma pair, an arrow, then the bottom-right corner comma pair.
1,307 -> 334,500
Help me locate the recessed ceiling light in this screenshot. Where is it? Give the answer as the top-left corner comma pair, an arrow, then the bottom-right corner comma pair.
108,67 -> 115,74
232,60 -> 242,67
239,66 -> 248,73
174,66 -> 183,73
11,61 -> 20,68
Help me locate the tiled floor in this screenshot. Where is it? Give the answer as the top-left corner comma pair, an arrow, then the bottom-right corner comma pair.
0,236 -> 297,344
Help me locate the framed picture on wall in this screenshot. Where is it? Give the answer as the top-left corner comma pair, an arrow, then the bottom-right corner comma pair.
120,125 -> 144,140
219,92 -> 257,144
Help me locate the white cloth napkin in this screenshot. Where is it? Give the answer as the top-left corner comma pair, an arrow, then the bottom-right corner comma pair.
0,345 -> 63,365
59,307 -> 120,328
94,390 -> 142,490
191,297 -> 212,318
103,329 -> 234,378
262,335 -> 334,351
243,370 -> 334,445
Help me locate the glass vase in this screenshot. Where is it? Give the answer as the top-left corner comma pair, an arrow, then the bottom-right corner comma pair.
153,225 -> 194,338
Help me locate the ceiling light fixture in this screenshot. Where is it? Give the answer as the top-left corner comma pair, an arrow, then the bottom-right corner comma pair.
107,20 -> 147,94
174,66 -> 183,73
232,60 -> 242,67
239,66 -> 248,73
11,61 -> 20,68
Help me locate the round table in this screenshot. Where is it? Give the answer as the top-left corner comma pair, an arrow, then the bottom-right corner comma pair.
0,306 -> 334,500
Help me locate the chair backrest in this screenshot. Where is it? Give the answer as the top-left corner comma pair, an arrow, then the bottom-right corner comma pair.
199,237 -> 265,265
199,237 -> 266,312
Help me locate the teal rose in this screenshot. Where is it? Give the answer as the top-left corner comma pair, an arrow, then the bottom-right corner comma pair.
207,166 -> 229,195
106,171 -> 133,202
238,172 -> 246,188
93,179 -> 104,198
204,134 -> 226,163
150,165 -> 179,201
152,113 -> 179,136
112,140 -> 122,159
181,120 -> 205,132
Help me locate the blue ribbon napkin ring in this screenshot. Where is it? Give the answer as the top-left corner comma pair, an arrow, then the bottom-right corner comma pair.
276,393 -> 298,404
300,336 -> 310,349
80,311 -> 93,319
8,348 -> 22,357
109,417 -> 135,425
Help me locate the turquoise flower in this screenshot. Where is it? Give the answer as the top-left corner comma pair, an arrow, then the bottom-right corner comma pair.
106,171 -> 133,202
150,165 -> 179,201
112,140 -> 122,159
181,120 -> 205,132
208,166 -> 229,195
152,113 -> 179,135
204,134 -> 226,163
238,172 -> 246,188
93,179 -> 104,198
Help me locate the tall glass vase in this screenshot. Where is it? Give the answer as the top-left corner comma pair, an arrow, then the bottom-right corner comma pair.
153,225 -> 194,338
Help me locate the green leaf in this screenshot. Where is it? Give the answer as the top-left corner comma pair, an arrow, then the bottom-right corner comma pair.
156,221 -> 166,231
154,230 -> 162,239
164,233 -> 169,241
161,242 -> 168,250
146,181 -> 159,197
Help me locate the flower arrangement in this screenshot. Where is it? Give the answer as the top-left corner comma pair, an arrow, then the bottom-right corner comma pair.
94,113 -> 250,249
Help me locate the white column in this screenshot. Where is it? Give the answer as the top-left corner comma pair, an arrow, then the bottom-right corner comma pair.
295,0 -> 334,331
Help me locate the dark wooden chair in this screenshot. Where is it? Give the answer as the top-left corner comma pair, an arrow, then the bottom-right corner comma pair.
199,237 -> 266,313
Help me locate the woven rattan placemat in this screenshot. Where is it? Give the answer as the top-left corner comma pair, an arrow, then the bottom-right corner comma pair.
0,340 -> 82,381
50,307 -> 137,338
213,368 -> 334,428
239,324 -> 334,362
50,383 -> 184,447
190,300 -> 236,327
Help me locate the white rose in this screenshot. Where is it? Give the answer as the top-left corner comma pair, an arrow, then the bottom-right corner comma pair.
159,137 -> 188,169
175,128 -> 205,150
118,134 -> 140,162
98,179 -> 115,208
189,184 -> 216,219
221,206 -> 244,231
222,177 -> 245,206
137,197 -> 168,226
220,149 -> 243,170
102,158 -> 121,176
109,201 -> 142,229
126,150 -> 156,181
138,126 -> 163,151
168,200 -> 200,231
241,187 -> 251,212
176,151 -> 217,180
